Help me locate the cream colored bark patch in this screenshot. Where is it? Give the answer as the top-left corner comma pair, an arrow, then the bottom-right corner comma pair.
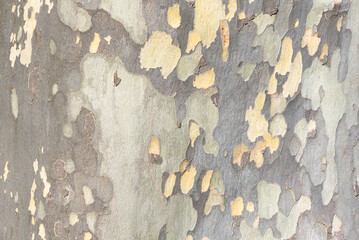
83,185 -> 95,205
257,180 -> 281,219
204,189 -> 225,215
189,121 -> 200,147
164,173 -> 176,198
301,29 -> 321,56
201,170 -> 213,192
11,88 -> 19,120
28,179 -> 37,223
89,33 -> 101,53
140,31 -> 181,79
180,165 -> 197,194
225,0 -> 237,21
190,0 -> 225,49
320,43 -> 329,61
84,232 -> 92,240
268,37 -> 293,94
87,212 -> 97,233
69,212 -> 79,226
337,16 -> 343,32
3,161 -> 9,182
270,93 -> 287,117
246,201 -> 254,212
186,31 -> 202,53
104,35 -> 112,45
245,92 -> 268,142
180,160 -> 189,173
40,166 -> 51,198
38,223 -> 46,240
148,136 -> 160,155
167,4 -> 181,28
282,52 -> 302,98
220,20 -> 230,62
332,215 -> 343,234
231,196 -> 244,216
193,68 -> 215,89
250,133 -> 279,168
52,83 -> 58,95
269,114 -> 287,137
238,11 -> 246,20
9,0 -> 50,67
33,159 -> 38,174
233,143 -> 249,168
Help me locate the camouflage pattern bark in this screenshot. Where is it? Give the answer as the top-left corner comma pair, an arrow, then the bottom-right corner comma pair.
1,0 -> 359,239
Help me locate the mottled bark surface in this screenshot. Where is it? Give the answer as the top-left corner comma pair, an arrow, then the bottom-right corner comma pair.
1,0 -> 359,239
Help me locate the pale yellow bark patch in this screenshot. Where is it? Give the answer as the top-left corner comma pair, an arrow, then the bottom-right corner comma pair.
140,31 -> 181,79
268,37 -> 293,94
148,136 -> 160,155
33,159 -> 38,174
337,16 -> 343,32
270,93 -> 287,116
40,166 -> 51,198
83,185 -> 94,205
28,179 -> 37,222
233,143 -> 249,168
220,20 -> 230,62
89,32 -> 101,53
282,51 -> 303,98
3,161 -> 9,182
231,196 -> 244,216
84,232 -> 92,240
332,214 -> 343,234
193,68 -> 215,89
104,35 -> 112,45
11,88 -> 19,120
192,0 -> 225,48
179,160 -> 189,173
319,43 -> 328,61
226,0 -> 237,21
294,19 -> 299,28
180,165 -> 197,194
238,11 -> 246,20
167,4 -> 181,28
250,133 -> 279,168
245,92 -> 268,142
164,173 -> 176,198
38,223 -> 46,240
69,212 -> 79,226
204,189 -> 225,215
186,31 -> 202,53
246,201 -> 255,212
301,29 -> 321,56
201,170 -> 213,192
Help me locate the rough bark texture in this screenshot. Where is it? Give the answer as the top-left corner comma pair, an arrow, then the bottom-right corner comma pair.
1,0 -> 359,239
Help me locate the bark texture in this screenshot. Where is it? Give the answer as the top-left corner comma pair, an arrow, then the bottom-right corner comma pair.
1,0 -> 359,239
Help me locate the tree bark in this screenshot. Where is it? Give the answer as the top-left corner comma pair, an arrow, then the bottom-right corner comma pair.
1,0 -> 358,239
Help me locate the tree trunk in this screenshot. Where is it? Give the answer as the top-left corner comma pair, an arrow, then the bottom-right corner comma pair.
1,0 -> 358,239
